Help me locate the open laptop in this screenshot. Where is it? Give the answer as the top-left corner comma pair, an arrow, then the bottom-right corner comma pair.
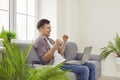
64,46 -> 92,65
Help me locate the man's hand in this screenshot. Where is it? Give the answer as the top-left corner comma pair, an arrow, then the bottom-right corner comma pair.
63,34 -> 69,42
43,39 -> 62,63
54,39 -> 62,48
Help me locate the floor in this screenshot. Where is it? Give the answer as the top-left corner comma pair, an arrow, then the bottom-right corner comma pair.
99,76 -> 120,80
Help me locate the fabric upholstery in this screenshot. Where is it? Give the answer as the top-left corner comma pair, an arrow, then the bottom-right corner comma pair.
76,53 -> 101,62
64,42 -> 78,60
15,43 -> 41,63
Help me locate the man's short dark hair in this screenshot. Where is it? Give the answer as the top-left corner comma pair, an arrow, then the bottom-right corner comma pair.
37,19 -> 50,29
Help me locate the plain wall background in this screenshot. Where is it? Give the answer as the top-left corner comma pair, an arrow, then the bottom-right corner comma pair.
57,0 -> 120,77
39,0 -> 120,77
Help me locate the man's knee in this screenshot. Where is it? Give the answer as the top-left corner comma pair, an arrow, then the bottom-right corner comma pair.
85,63 -> 96,70
78,66 -> 89,74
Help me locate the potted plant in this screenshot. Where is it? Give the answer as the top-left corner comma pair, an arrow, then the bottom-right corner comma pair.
0,30 -> 69,80
0,27 -> 16,43
100,34 -> 120,65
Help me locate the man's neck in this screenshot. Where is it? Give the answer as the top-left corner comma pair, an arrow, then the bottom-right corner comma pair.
40,34 -> 48,39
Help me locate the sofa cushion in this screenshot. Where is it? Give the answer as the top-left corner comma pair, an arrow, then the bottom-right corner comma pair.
15,43 -> 41,63
66,72 -> 76,80
64,42 -> 78,60
28,46 -> 41,63
89,55 -> 101,62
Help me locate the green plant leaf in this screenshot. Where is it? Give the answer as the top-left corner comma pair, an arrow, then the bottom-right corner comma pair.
100,33 -> 120,59
100,47 -> 114,59
0,29 -> 69,80
0,27 -> 16,43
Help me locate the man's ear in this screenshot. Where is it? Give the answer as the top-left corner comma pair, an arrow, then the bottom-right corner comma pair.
39,27 -> 43,31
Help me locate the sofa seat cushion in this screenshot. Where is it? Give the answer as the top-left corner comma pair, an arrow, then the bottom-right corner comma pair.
66,72 -> 76,80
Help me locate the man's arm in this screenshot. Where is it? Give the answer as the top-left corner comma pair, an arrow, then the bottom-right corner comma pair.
59,35 -> 68,55
59,41 -> 67,55
43,44 -> 57,63
43,39 -> 61,63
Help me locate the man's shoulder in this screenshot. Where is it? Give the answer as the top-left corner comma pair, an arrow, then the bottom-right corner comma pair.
36,36 -> 43,41
34,36 -> 44,47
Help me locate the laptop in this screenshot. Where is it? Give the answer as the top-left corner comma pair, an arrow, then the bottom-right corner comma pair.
64,46 -> 92,65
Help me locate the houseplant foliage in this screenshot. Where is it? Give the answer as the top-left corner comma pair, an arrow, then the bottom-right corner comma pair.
100,34 -> 120,59
0,29 -> 69,80
0,27 -> 16,43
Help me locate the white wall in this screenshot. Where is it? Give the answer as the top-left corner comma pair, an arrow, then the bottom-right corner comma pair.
57,0 -> 120,77
57,0 -> 87,52
79,0 -> 120,77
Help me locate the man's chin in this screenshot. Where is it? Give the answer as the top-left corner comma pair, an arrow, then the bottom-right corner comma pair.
47,34 -> 50,37
48,35 -> 50,37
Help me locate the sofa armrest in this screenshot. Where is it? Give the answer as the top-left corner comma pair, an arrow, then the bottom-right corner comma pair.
75,53 -> 101,62
89,54 -> 101,62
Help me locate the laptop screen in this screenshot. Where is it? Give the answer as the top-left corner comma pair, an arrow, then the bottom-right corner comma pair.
82,46 -> 92,62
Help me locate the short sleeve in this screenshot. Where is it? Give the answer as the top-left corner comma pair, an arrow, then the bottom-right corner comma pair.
34,39 -> 48,63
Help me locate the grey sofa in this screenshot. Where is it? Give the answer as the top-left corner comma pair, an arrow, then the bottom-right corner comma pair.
16,42 -> 101,80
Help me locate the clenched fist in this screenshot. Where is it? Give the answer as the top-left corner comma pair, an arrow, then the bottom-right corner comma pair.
63,34 -> 68,42
55,39 -> 62,47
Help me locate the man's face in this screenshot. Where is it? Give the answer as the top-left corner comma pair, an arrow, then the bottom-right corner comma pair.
40,23 -> 51,37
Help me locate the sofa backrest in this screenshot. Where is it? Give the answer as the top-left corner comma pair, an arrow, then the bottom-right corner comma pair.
13,41 -> 78,64
64,42 -> 78,60
14,43 -> 40,64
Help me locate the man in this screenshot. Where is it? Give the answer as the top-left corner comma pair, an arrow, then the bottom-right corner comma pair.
34,19 -> 96,80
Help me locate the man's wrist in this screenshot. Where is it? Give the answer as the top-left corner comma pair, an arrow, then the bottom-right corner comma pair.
63,41 -> 67,44
53,44 -> 58,50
